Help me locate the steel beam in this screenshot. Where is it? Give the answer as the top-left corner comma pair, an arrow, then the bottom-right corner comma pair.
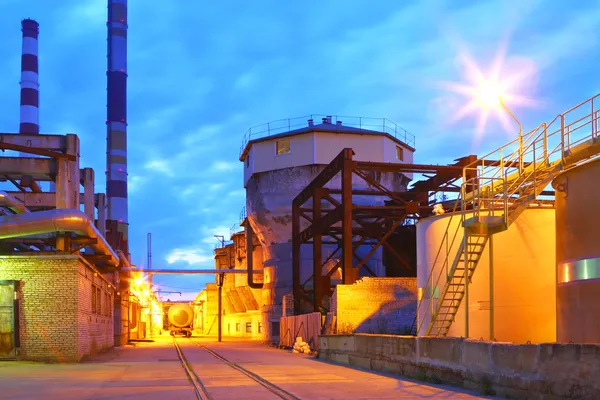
292,201 -> 302,314
0,133 -> 67,150
0,157 -> 54,179
341,154 -> 354,284
313,188 -> 323,312
293,148 -> 353,207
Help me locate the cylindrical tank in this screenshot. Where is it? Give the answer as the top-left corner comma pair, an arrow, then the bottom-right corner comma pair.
416,207 -> 556,344
246,166 -> 407,340
168,303 -> 194,328
553,158 -> 600,343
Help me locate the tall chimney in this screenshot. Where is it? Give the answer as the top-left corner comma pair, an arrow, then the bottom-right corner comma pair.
19,19 -> 39,137
106,0 -> 129,255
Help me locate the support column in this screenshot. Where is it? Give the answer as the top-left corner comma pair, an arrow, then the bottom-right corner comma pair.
489,235 -> 494,341
313,188 -> 323,312
66,134 -> 80,209
341,153 -> 354,284
96,193 -> 106,236
82,168 -> 95,219
55,156 -> 70,209
292,202 -> 301,315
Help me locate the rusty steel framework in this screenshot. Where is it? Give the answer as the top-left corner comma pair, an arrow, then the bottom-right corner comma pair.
291,148 -> 481,314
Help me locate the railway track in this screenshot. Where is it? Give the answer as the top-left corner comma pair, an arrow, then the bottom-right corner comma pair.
173,337 -> 301,400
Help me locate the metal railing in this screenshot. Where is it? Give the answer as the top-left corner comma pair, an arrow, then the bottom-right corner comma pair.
415,93 -> 600,336
239,114 -> 415,156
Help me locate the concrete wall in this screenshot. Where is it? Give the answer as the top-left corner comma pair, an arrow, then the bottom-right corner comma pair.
417,207 -> 556,343
319,334 -> 600,400
0,254 -> 114,362
244,132 -> 414,186
332,277 -> 417,335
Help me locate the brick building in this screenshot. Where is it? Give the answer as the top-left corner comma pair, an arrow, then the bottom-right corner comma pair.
0,254 -> 114,362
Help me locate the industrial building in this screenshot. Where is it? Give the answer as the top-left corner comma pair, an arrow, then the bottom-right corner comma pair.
0,0 -> 157,362
194,93 -> 600,348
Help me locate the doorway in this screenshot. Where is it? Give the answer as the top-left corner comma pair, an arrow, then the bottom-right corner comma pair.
0,281 -> 18,359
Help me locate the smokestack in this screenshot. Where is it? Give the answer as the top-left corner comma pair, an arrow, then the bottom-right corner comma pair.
106,0 -> 129,254
19,19 -> 39,136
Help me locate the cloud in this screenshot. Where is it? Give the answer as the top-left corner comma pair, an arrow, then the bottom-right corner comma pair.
128,174 -> 147,194
144,159 -> 174,177
210,161 -> 238,172
166,248 -> 214,265
164,223 -> 234,267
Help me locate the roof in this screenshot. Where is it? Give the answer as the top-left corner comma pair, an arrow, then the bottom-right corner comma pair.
239,115 -> 415,161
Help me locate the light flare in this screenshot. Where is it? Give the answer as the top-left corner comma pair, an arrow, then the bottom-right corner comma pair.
435,40 -> 540,146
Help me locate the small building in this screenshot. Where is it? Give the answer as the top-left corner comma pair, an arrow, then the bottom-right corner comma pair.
0,254 -> 114,362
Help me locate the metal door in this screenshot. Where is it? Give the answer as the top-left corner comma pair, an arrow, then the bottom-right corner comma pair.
0,281 -> 17,359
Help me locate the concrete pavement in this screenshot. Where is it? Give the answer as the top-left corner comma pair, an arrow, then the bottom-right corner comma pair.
0,333 -> 502,399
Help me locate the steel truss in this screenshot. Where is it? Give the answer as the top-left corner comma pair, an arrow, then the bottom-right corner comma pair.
291,148 -> 480,315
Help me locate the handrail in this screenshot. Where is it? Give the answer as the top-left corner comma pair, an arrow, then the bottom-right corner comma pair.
417,93 -> 600,338
414,194 -> 464,335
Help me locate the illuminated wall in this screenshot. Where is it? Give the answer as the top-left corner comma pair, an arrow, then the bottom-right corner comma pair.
417,207 -> 556,344
0,254 -> 114,361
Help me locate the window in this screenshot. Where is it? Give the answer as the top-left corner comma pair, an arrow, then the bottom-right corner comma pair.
246,154 -> 250,167
275,139 -> 290,155
258,322 -> 262,333
97,288 -> 102,315
246,322 -> 252,333
396,146 -> 404,161
236,323 -> 240,332
91,285 -> 97,313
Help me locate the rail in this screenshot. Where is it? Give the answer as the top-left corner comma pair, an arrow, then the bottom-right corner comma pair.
239,114 -> 415,156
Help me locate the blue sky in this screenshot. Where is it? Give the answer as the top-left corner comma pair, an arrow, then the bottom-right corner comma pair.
1,0 -> 599,300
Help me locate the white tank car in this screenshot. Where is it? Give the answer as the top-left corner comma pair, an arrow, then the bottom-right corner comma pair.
168,303 -> 194,337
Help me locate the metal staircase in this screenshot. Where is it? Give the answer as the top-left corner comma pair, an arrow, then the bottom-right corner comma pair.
416,94 -> 600,337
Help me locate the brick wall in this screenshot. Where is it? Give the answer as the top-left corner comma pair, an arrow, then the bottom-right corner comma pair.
76,259 -> 114,358
332,277 -> 417,335
0,254 -> 114,362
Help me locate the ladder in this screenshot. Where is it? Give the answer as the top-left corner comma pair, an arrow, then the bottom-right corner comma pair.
417,93 -> 600,337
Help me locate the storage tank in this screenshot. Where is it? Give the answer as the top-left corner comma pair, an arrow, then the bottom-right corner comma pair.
553,158 -> 600,343
168,303 -> 194,337
416,207 -> 556,343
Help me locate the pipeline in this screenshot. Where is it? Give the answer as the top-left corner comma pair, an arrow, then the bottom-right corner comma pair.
0,208 -> 119,266
246,219 -> 263,289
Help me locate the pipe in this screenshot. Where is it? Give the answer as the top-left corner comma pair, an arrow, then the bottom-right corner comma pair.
122,269 -> 258,274
0,209 -> 119,266
246,219 -> 263,289
0,191 -> 30,214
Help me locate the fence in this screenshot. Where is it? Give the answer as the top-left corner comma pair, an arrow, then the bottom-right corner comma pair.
279,312 -> 336,351
240,115 -> 415,156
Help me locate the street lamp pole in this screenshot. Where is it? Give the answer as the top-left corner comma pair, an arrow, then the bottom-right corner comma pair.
499,99 -> 523,173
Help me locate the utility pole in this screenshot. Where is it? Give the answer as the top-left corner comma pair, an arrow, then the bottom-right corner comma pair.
148,232 -> 153,337
216,273 -> 224,342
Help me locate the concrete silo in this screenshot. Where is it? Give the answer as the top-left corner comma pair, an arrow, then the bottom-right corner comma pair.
553,158 -> 600,343
240,116 -> 415,340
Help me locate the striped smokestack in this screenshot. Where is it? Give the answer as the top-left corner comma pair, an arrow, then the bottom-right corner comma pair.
19,19 -> 39,136
106,0 -> 129,254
